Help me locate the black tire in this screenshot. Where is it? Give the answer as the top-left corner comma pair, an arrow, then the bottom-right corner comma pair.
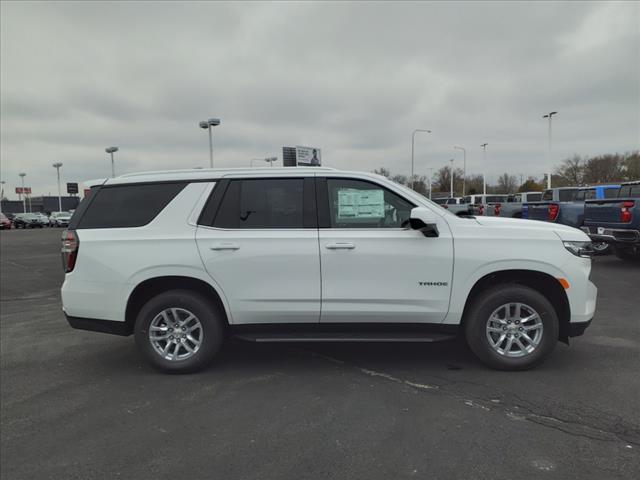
134,289 -> 225,373
464,284 -> 559,370
612,245 -> 640,262
591,242 -> 610,255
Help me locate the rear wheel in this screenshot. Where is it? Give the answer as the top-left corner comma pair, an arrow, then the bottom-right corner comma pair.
134,289 -> 225,373
465,285 -> 559,370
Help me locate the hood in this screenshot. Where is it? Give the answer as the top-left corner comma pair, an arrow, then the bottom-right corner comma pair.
472,216 -> 589,241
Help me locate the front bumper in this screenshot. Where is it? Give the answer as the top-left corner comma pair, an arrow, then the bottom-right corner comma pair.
568,319 -> 592,337
581,226 -> 640,244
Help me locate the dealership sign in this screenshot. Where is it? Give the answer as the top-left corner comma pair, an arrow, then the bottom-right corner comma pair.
67,182 -> 79,194
15,187 -> 32,194
295,146 -> 321,166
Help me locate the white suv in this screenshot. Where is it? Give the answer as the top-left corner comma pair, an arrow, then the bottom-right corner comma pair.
61,167 -> 597,373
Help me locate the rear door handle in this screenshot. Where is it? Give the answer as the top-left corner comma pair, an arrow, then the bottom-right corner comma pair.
210,242 -> 240,251
325,242 -> 355,250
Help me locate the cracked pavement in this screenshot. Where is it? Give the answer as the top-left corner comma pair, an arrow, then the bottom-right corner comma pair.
2,228 -> 639,479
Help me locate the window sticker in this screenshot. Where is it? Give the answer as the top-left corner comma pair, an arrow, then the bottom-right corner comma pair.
337,189 -> 385,219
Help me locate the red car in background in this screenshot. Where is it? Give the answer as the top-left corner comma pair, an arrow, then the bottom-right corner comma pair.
0,213 -> 12,230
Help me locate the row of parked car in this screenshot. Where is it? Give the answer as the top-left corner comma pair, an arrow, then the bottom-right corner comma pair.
0,211 -> 73,229
433,180 -> 640,261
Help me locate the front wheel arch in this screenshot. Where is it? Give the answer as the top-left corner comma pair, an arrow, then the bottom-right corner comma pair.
461,269 -> 570,344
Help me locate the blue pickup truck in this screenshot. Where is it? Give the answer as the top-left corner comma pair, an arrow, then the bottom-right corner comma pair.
582,181 -> 640,261
523,185 -> 620,226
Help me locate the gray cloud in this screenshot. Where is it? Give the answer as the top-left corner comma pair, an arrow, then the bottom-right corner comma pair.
1,0 -> 638,196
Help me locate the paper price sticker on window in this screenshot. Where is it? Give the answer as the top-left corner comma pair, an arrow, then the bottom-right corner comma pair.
337,189 -> 385,219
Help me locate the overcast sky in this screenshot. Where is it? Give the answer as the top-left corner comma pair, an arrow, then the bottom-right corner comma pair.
1,0 -> 638,197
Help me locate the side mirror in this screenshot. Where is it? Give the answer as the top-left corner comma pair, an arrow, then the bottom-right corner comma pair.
408,207 -> 439,237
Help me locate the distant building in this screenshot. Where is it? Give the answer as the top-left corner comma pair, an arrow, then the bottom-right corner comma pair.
1,196 -> 79,214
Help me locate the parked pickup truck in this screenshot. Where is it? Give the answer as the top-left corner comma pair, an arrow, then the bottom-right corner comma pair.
582,181 -> 640,261
523,185 -> 619,227
435,197 -> 473,216
463,194 -> 508,216
485,191 -> 544,218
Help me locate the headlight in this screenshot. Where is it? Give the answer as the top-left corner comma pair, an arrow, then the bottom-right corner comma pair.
563,241 -> 594,258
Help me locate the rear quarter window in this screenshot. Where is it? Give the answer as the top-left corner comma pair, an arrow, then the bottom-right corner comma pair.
559,189 -> 578,202
75,182 -> 187,229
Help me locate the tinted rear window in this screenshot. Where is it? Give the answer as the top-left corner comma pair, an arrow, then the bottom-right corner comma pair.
526,193 -> 542,202
559,189 -> 578,201
76,182 -> 186,229
619,185 -> 640,198
213,178 -> 305,229
542,190 -> 553,201
604,187 -> 620,198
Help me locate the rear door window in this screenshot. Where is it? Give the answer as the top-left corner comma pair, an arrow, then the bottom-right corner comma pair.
604,187 -> 620,198
212,178 -> 307,229
76,182 -> 187,229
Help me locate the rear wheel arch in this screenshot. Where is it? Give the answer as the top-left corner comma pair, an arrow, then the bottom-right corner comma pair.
461,269 -> 571,343
125,276 -> 229,335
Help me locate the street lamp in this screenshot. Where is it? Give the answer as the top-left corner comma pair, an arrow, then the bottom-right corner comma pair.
542,111 -> 557,189
19,173 -> 26,213
453,146 -> 467,196
481,143 -> 488,195
411,129 -> 431,189
52,162 -> 63,213
426,167 -> 434,199
250,156 -> 278,167
0,181 -> 5,214
449,159 -> 455,197
199,118 -> 221,168
105,147 -> 118,178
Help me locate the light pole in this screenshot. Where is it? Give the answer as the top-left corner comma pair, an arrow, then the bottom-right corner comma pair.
411,129 -> 431,189
543,111 -> 557,189
250,156 -> 277,167
105,147 -> 118,177
53,162 -> 63,212
19,173 -> 26,213
453,146 -> 466,196
481,143 -> 488,195
0,181 -> 4,213
199,118 -> 221,168
426,167 -> 434,199
449,159 -> 454,197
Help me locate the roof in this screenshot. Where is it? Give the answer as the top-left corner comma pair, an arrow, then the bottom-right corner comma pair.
85,166 -> 338,187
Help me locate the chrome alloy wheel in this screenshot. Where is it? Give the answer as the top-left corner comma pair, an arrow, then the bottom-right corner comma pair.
485,303 -> 543,358
149,308 -> 203,361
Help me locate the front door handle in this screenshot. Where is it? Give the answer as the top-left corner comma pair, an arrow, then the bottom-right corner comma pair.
325,242 -> 355,250
210,242 -> 240,251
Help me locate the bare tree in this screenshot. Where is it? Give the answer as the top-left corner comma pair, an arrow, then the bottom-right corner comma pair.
373,167 -> 391,178
554,155 -> 583,186
622,151 -> 640,180
496,173 -> 518,193
518,177 -> 544,192
582,154 -> 624,183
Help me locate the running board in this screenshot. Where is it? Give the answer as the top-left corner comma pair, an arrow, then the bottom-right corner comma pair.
234,332 -> 456,343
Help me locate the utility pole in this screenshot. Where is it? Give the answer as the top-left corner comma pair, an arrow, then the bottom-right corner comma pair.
543,111 -> 557,189
449,159 -> 454,197
19,173 -> 26,213
481,143 -> 488,195
53,162 -> 63,212
411,129 -> 431,189
453,146 -> 466,196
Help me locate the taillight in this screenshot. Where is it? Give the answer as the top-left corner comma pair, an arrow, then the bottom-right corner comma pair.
61,230 -> 79,273
620,201 -> 634,223
494,203 -> 501,216
479,205 -> 485,215
547,204 -> 559,221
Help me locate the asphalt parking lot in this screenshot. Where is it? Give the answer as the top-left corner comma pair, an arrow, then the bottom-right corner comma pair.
1,228 -> 639,479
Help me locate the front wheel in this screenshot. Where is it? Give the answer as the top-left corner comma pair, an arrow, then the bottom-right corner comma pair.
465,285 -> 559,370
134,290 -> 225,373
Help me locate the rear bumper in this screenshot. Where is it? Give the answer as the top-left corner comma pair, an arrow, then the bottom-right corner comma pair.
65,313 -> 132,336
581,226 -> 640,244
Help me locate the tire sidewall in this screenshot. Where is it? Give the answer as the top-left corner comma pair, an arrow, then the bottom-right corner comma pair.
134,290 -> 225,373
465,285 -> 559,370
